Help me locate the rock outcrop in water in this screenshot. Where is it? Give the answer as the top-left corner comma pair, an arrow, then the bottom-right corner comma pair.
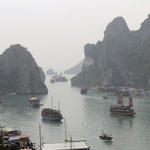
46,68 -> 54,75
71,14 -> 150,88
0,44 -> 48,94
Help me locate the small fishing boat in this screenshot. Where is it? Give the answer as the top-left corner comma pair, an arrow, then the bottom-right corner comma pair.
80,87 -> 88,94
103,96 -> 107,99
99,131 -> 113,141
50,78 -> 55,83
28,97 -> 43,107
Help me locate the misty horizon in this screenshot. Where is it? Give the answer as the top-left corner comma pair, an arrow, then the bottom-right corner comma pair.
0,0 -> 149,72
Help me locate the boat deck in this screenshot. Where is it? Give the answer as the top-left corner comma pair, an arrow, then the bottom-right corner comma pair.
42,141 -> 89,150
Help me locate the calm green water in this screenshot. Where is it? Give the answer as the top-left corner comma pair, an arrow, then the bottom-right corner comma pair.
0,75 -> 150,150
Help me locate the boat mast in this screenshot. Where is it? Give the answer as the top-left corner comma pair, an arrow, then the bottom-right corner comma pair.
58,100 -> 60,111
51,96 -> 53,109
129,96 -> 133,107
39,123 -> 42,150
64,118 -> 67,142
118,94 -> 123,105
70,136 -> 72,149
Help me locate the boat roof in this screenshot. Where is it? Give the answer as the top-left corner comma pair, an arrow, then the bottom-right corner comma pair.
42,141 -> 89,150
14,135 -> 30,139
8,137 -> 20,141
2,128 -> 16,132
29,97 -> 39,101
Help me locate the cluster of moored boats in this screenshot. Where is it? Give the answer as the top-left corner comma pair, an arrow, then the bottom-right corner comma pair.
0,125 -> 35,149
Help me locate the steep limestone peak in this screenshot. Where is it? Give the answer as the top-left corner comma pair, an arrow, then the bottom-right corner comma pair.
139,14 -> 150,45
0,44 -> 48,95
103,17 -> 130,41
140,14 -> 150,30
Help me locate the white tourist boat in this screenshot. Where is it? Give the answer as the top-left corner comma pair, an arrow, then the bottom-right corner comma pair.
42,141 -> 91,150
40,119 -> 91,150
28,97 -> 43,107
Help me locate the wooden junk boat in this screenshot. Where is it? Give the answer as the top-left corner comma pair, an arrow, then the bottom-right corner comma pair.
41,97 -> 63,121
110,94 -> 136,116
41,108 -> 63,121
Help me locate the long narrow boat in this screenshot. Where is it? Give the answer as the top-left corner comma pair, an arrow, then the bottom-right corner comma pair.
42,141 -> 91,150
110,94 -> 136,116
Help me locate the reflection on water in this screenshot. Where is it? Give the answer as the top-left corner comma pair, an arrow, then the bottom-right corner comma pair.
41,118 -> 63,126
110,114 -> 135,127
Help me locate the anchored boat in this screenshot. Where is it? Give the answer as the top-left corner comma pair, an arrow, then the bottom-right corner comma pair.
110,94 -> 136,116
41,97 -> 63,121
80,87 -> 88,94
28,97 -> 43,107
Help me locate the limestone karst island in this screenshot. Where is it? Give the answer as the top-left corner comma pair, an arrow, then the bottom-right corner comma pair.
0,44 -> 48,95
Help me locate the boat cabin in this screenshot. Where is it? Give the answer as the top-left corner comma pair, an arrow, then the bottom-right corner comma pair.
28,97 -> 41,106
0,128 -> 21,136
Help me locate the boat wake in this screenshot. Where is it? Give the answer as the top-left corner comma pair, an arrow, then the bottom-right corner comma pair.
81,122 -> 102,132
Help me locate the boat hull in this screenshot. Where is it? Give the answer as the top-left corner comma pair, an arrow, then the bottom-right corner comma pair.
42,141 -> 90,150
110,104 -> 136,116
99,136 -> 113,141
42,116 -> 63,121
110,111 -> 136,116
29,103 -> 40,107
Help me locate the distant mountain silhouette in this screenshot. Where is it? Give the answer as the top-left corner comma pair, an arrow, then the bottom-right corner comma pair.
64,60 -> 84,74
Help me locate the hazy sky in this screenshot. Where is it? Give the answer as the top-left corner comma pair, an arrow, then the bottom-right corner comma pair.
0,0 -> 150,73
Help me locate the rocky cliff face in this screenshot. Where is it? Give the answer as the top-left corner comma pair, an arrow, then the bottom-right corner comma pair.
0,44 -> 48,94
71,14 -> 150,88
